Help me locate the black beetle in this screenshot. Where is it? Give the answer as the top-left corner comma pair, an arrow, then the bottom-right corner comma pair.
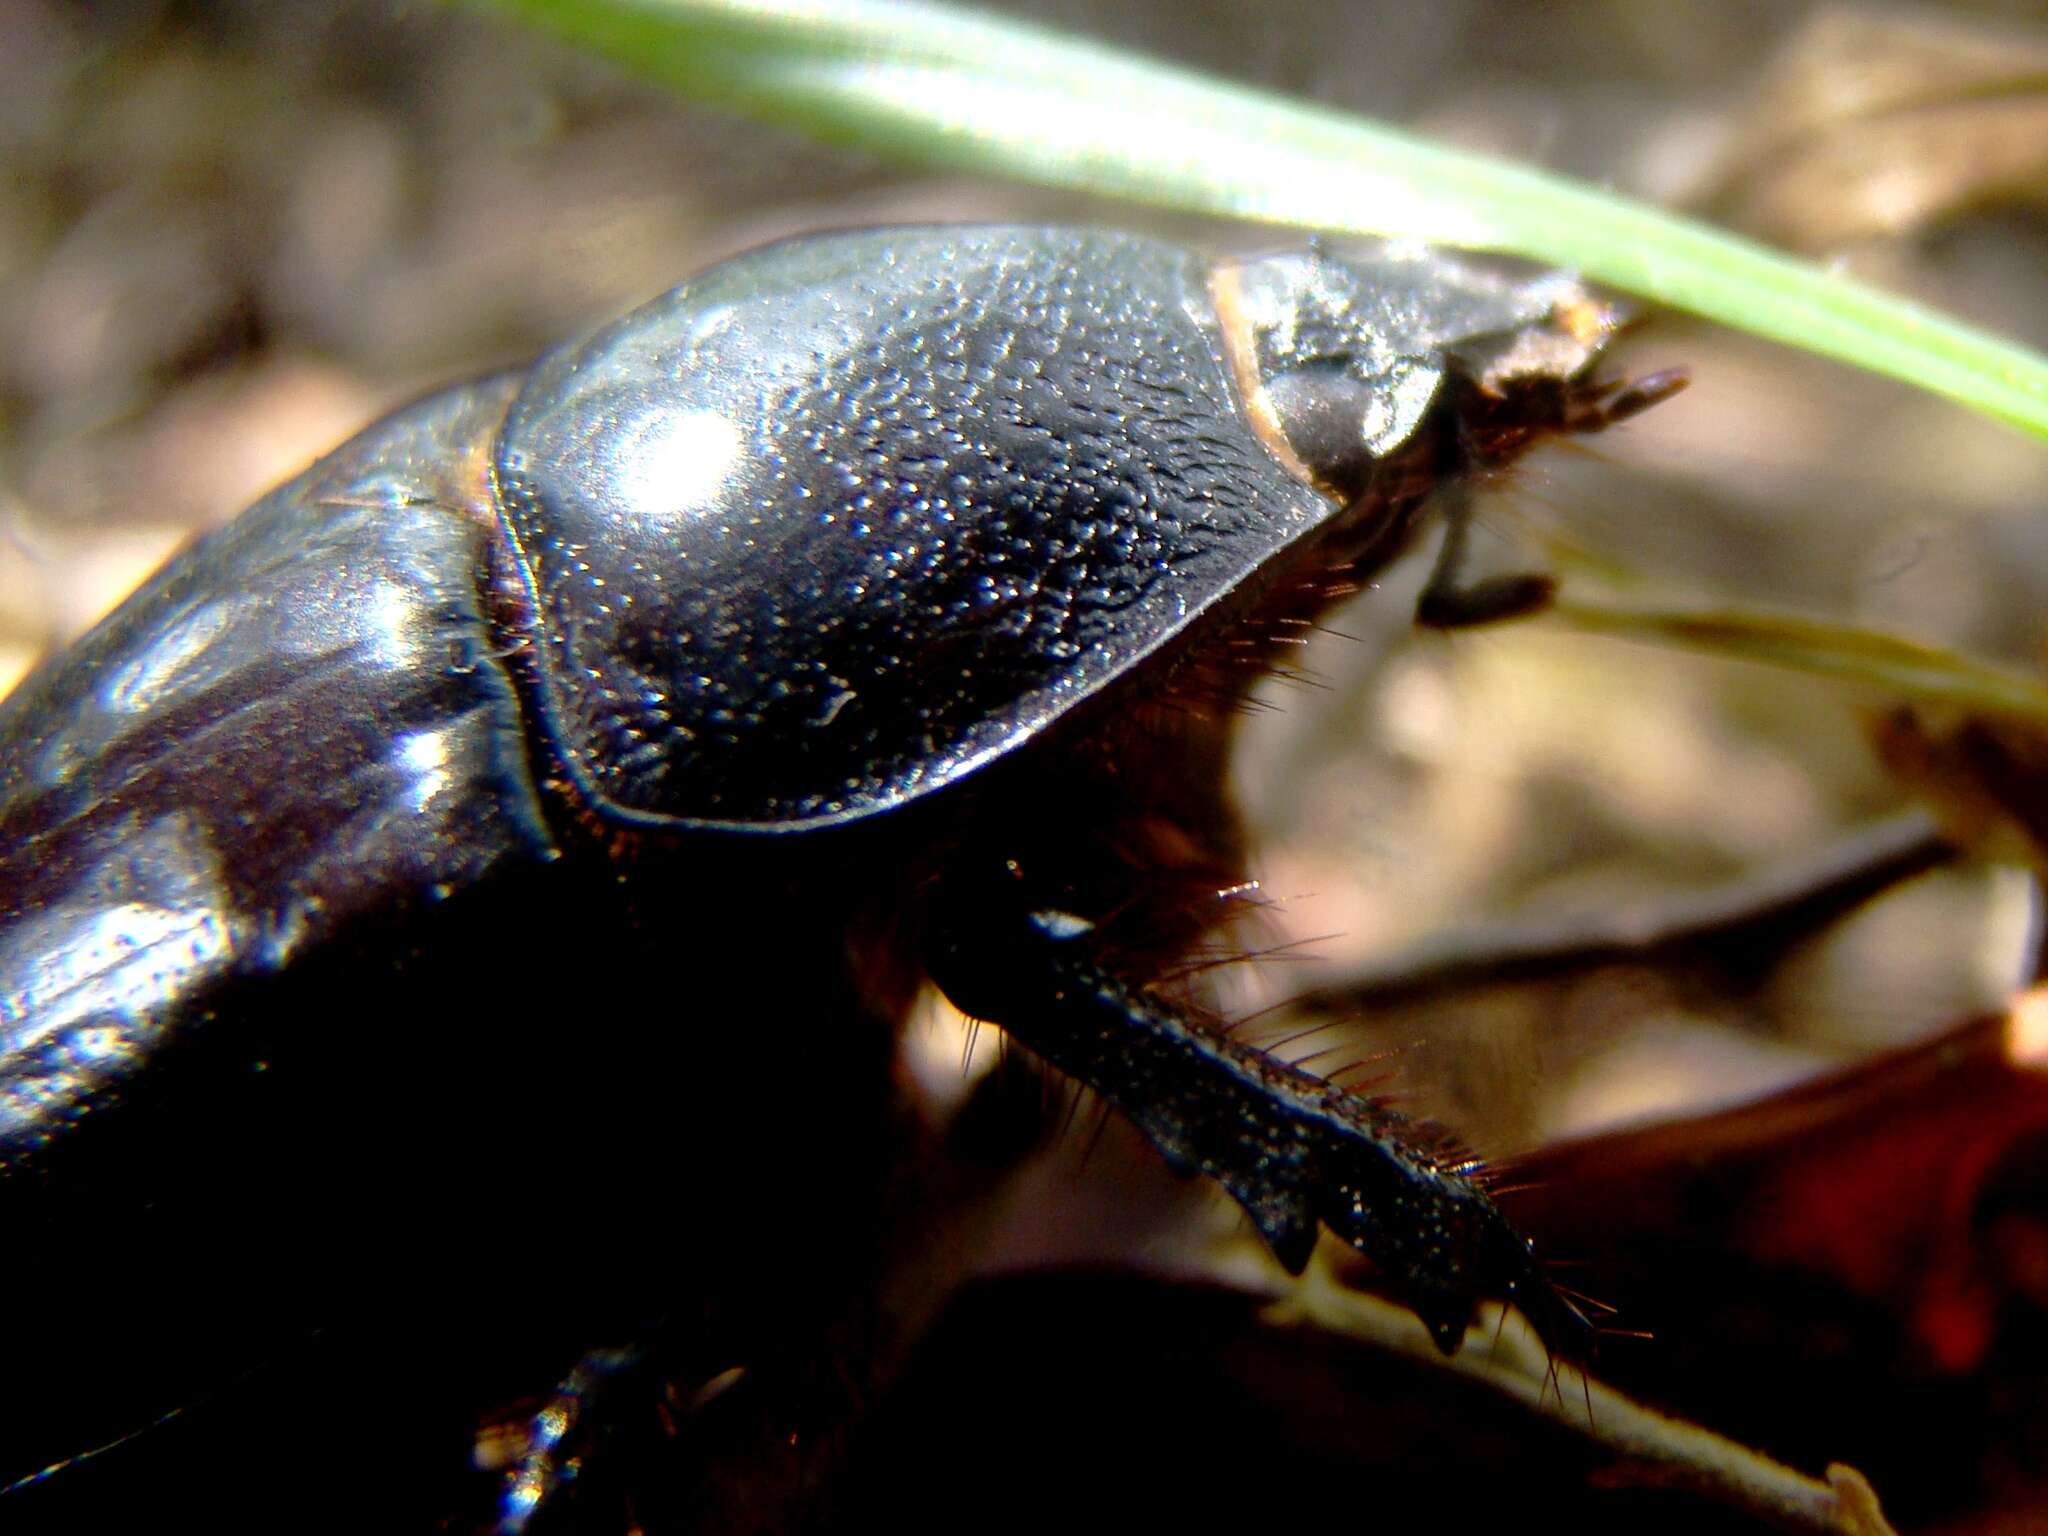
0,226 -> 1677,1530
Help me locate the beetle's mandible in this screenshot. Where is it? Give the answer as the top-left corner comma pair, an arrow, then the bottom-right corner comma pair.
0,226 -> 1680,1529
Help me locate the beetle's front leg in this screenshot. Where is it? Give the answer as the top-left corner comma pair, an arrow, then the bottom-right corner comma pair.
923,865 -> 1583,1358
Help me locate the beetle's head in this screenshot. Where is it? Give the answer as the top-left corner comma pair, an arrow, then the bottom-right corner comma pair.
1213,241 -> 1680,510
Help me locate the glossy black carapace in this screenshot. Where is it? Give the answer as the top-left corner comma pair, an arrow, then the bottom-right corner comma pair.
0,226 -> 1676,1530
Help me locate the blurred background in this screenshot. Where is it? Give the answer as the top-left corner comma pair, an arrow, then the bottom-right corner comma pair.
2,1 -> 2046,1531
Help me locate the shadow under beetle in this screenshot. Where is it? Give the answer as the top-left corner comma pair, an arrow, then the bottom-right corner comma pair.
0,226 -> 1680,1529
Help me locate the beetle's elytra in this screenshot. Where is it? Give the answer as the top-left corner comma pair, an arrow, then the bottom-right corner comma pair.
0,226 -> 1677,1529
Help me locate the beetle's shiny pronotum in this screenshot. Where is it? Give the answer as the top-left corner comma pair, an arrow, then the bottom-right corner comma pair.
0,226 -> 1681,1530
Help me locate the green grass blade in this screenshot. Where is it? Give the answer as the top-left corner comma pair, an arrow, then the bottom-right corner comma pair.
472,0 -> 2048,439
1549,599 -> 2048,722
